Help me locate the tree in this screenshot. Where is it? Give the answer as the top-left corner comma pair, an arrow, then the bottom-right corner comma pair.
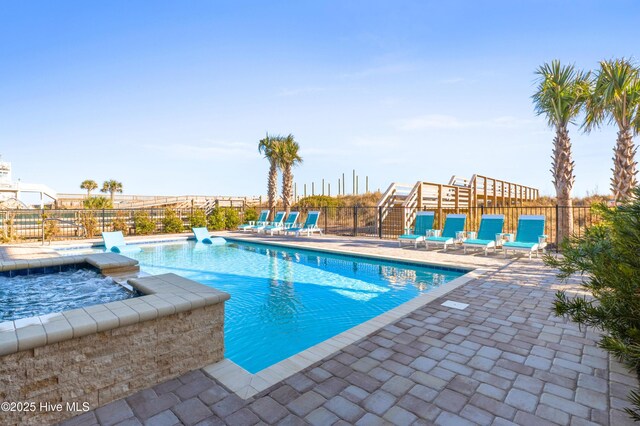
532,60 -> 590,243
258,134 -> 281,219
274,134 -> 303,214
584,58 -> 640,201
545,188 -> 640,421
83,196 -> 112,209
80,179 -> 98,197
101,180 -> 123,205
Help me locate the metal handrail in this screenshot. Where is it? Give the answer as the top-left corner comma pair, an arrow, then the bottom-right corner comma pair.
42,218 -> 87,245
402,183 -> 421,230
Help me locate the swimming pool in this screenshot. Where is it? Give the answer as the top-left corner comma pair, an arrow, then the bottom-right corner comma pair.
0,268 -> 137,322
118,240 -> 466,373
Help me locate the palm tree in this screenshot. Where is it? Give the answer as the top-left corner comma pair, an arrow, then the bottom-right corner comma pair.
584,58 -> 640,201
258,134 -> 281,219
101,180 -> 123,205
532,60 -> 590,243
275,134 -> 303,214
80,179 -> 98,197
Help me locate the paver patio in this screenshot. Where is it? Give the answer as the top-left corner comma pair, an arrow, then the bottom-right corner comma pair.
43,235 -> 638,425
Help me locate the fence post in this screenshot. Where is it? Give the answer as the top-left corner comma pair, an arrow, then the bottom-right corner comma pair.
555,204 -> 559,253
324,206 -> 328,234
378,206 -> 383,239
353,206 -> 358,236
102,209 -> 106,232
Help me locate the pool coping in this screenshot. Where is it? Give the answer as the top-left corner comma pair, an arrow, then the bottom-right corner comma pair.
0,253 -> 229,357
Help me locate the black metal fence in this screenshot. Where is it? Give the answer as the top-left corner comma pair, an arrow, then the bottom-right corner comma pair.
0,207 -> 247,242
262,205 -> 601,248
0,205 -> 600,247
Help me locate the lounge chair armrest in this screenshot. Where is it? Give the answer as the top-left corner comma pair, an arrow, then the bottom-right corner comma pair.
497,233 -> 514,243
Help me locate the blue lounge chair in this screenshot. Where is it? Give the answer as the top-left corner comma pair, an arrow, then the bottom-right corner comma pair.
192,227 -> 226,245
398,211 -> 435,248
102,231 -> 141,254
284,211 -> 323,237
254,211 -> 285,233
462,214 -> 504,255
424,214 -> 467,251
238,210 -> 269,232
503,215 -> 547,259
263,211 -> 299,235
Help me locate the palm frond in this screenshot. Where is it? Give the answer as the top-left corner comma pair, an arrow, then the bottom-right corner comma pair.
532,60 -> 590,129
584,58 -> 640,133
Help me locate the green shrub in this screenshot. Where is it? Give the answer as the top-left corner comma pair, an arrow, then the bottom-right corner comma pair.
243,208 -> 259,223
133,211 -> 156,235
189,209 -> 208,228
75,211 -> 98,238
207,208 -> 226,231
83,196 -> 112,209
224,208 -> 241,229
111,214 -> 129,234
545,187 -> 640,421
296,195 -> 345,208
207,207 -> 240,230
42,213 -> 60,242
162,208 -> 184,233
0,213 -> 19,243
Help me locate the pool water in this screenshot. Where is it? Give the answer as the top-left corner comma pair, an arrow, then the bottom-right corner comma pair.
124,240 -> 465,373
0,268 -> 137,322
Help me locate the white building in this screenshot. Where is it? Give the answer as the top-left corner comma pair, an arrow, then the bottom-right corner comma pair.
0,156 -> 57,209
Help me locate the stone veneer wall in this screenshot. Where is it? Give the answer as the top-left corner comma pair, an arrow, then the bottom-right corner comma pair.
0,303 -> 224,426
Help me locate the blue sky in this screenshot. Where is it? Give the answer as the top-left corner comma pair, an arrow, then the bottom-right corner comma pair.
1,1 -> 639,198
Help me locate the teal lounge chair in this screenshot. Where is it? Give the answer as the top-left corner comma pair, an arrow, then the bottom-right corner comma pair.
264,211 -> 299,235
503,215 -> 547,259
254,211 -> 285,233
192,227 -> 226,245
102,231 -> 141,254
424,214 -> 467,251
284,211 -> 323,237
238,210 -> 269,232
398,211 -> 435,248
462,214 -> 504,255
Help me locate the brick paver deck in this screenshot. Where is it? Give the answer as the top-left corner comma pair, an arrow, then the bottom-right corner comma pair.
58,238 -> 637,426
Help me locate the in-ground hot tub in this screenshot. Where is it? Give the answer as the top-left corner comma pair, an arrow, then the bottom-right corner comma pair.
0,253 -> 229,425
0,268 -> 138,323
